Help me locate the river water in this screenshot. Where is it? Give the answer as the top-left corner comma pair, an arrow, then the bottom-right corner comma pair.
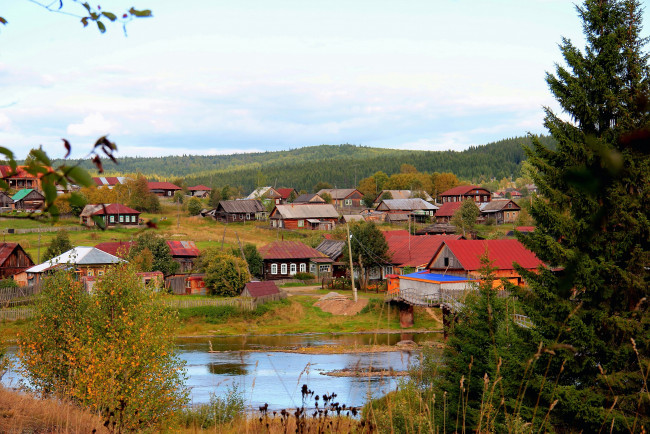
3,332 -> 442,410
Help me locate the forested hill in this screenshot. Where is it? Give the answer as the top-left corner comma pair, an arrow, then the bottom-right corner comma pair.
58,135 -> 555,192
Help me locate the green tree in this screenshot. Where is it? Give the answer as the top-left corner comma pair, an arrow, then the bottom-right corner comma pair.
231,243 -> 263,279
128,232 -> 179,276
515,0 -> 650,431
187,197 -> 203,216
43,230 -> 72,261
313,181 -> 332,193
451,199 -> 480,237
198,249 -> 250,297
342,221 -> 389,290
173,190 -> 184,204
18,267 -> 188,432
320,192 -> 333,204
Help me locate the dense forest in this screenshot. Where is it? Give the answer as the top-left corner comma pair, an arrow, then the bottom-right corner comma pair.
53,135 -> 555,192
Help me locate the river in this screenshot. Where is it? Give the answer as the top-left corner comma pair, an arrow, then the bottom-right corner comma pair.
3,332 -> 442,410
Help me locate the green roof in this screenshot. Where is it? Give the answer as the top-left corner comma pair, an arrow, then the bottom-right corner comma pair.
11,189 -> 34,201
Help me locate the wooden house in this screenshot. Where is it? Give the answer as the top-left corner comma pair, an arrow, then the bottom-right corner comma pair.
439,185 -> 491,204
92,176 -> 128,189
24,247 -> 124,285
12,189 -> 45,211
385,233 -> 463,276
269,204 -> 338,230
276,188 -> 298,204
259,241 -> 333,280
426,239 -> 543,286
0,165 -> 53,192
166,240 -> 200,272
79,203 -> 141,227
375,198 -> 438,223
212,199 -> 266,222
241,281 -> 286,304
165,273 -> 207,295
315,239 -> 347,278
415,223 -> 457,235
187,185 -> 211,197
0,191 -> 13,210
434,201 -> 466,223
293,193 -> 326,204
94,241 -> 134,258
373,190 -> 434,205
147,181 -> 181,197
0,243 -> 34,280
246,186 -> 282,204
317,189 -> 363,209
479,199 -> 520,224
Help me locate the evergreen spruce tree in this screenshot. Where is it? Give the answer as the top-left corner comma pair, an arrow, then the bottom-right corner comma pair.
515,1 -> 650,431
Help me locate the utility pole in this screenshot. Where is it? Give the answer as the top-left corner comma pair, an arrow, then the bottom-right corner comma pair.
37,230 -> 41,263
346,223 -> 357,302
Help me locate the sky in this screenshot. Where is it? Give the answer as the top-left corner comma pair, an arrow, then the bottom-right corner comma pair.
0,0 -> 646,160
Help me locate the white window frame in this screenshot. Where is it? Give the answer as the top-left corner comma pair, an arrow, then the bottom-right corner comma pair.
271,263 -> 278,275
384,266 -> 393,276
119,215 -> 124,223
281,263 -> 287,274
290,263 -> 297,275
310,263 -> 316,273
319,265 -> 329,273
299,263 -> 306,273
109,215 -> 115,223
344,199 -> 352,206
298,219 -> 304,227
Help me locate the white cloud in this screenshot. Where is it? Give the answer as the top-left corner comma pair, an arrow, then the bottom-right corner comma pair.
67,113 -> 113,137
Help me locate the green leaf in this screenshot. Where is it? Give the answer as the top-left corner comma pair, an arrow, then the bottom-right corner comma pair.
30,148 -> 51,166
129,8 -> 153,17
97,21 -> 106,33
92,215 -> 106,230
69,192 -> 86,208
42,180 -> 57,205
66,166 -> 94,188
101,12 -> 117,21
0,17 -> 7,25
0,147 -> 15,161
82,2 -> 91,13
81,17 -> 89,27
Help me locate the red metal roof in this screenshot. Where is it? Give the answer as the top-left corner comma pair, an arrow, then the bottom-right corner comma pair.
92,176 -> 122,186
386,234 -> 462,268
0,165 -> 53,179
431,239 -> 543,271
516,226 -> 535,233
188,185 -> 211,191
435,201 -> 464,217
91,203 -> 141,215
440,185 -> 488,196
382,230 -> 410,239
147,181 -> 181,190
258,241 -> 328,260
0,243 -> 32,266
276,188 -> 296,199
94,241 -> 134,258
244,281 -> 281,297
166,241 -> 200,257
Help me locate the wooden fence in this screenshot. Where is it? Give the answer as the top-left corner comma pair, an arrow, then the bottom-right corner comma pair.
0,307 -> 34,321
158,297 -> 257,311
0,284 -> 42,302
0,225 -> 86,234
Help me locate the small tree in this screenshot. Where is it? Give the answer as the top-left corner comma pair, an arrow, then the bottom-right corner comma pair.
173,190 -> 184,204
287,190 -> 297,203
313,181 -> 332,193
231,243 -> 263,279
451,199 -> 480,237
128,232 -> 179,276
43,230 -> 72,261
187,197 -> 203,216
320,192 -> 333,204
199,249 -> 250,297
342,221 -> 389,290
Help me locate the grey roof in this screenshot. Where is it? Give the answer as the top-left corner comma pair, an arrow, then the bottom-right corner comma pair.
79,204 -> 104,217
385,213 -> 410,222
271,204 -> 339,219
341,214 -> 365,223
376,198 -> 438,211
245,186 -> 280,200
217,199 -> 265,214
315,239 -> 346,261
375,190 -> 434,202
293,193 -> 325,204
479,199 -> 521,213
317,188 -> 359,200
27,247 -> 124,273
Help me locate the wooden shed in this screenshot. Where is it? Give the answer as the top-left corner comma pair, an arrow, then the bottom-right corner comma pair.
12,189 -> 45,211
0,243 -> 34,280
241,281 -> 285,304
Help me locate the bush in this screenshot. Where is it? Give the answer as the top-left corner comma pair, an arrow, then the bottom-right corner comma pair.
187,197 -> 203,216
180,384 -> 245,429
294,272 -> 315,281
199,249 -> 250,297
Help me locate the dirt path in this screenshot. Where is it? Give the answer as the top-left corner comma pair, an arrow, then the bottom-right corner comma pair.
425,307 -> 443,325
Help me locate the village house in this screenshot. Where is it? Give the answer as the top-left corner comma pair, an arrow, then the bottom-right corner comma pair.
439,185 -> 492,204
434,201 -> 474,224
385,232 -> 463,276
479,199 -> 521,224
147,181 -> 182,197
80,204 -> 141,227
259,241 -> 333,280
92,176 -> 128,189
314,239 -> 347,278
426,239 -> 543,286
375,198 -> 438,223
373,189 -> 434,205
0,191 -> 13,210
276,188 -> 298,204
0,243 -> 34,280
166,273 -> 207,295
94,241 -> 134,258
269,204 -> 339,230
187,185 -> 212,198
317,188 -> 363,209
166,240 -> 200,273
293,193 -> 326,204
21,246 -> 124,286
12,189 -> 45,211
241,281 -> 286,304
0,165 -> 52,192
415,222 -> 458,235
211,199 -> 266,222
246,186 -> 282,204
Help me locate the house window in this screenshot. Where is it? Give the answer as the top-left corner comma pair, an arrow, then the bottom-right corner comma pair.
444,257 -> 449,267
271,264 -> 278,275
272,220 -> 277,227
87,269 -> 94,276
240,214 -> 244,220
298,220 -> 304,227
281,263 -> 287,274
300,263 -> 306,273
290,263 -> 297,275
310,263 -> 316,273
186,280 -> 191,288
168,191 -> 172,196
110,215 -> 115,223
319,265 -> 329,273
246,213 -> 251,220
344,199 -> 352,206
98,270 -> 104,276
119,215 -> 124,223
384,266 -> 393,276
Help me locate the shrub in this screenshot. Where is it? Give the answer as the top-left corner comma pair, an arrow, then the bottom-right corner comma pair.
187,197 -> 203,216
199,249 -> 250,297
294,272 -> 315,281
180,384 -> 245,429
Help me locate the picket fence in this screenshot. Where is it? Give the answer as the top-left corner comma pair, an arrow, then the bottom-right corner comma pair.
0,308 -> 34,321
